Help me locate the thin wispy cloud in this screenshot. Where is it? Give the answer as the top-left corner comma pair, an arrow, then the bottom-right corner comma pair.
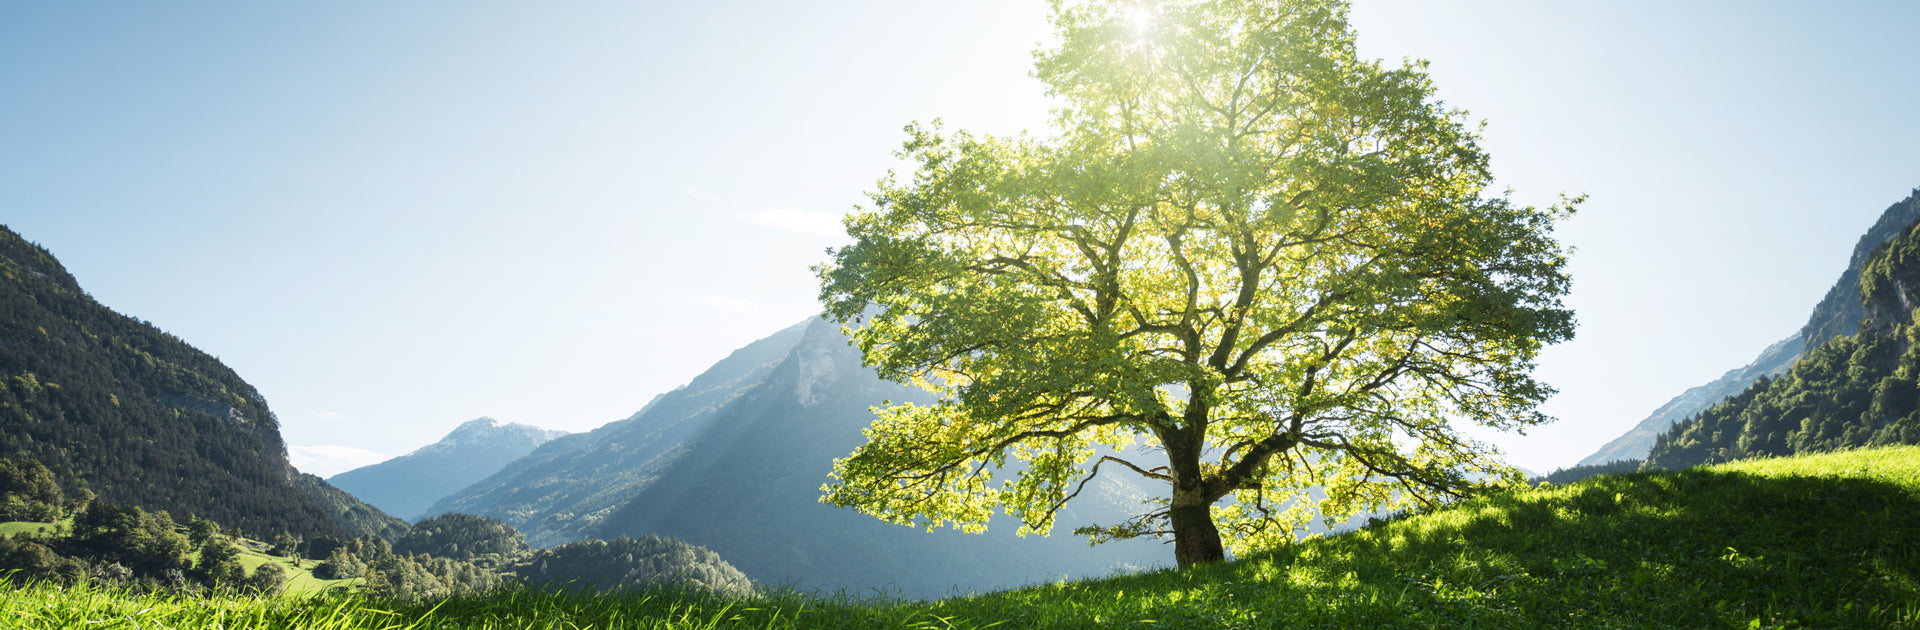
734,208 -> 845,237
315,411 -> 343,420
685,188 -> 717,202
675,294 -> 759,312
287,445 -> 392,477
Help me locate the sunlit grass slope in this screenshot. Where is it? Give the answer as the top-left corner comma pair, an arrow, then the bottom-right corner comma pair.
4,446 -> 1917,629
232,546 -> 356,597
0,520 -> 57,537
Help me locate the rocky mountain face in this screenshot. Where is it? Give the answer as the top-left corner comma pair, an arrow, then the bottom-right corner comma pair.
1578,189 -> 1920,466
329,417 -> 567,520
428,316 -> 1165,598
1797,191 -> 1920,353
0,225 -> 365,539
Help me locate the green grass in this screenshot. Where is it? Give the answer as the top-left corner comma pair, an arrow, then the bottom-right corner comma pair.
0,520 -> 59,537
234,546 -> 358,596
4,446 -> 1918,629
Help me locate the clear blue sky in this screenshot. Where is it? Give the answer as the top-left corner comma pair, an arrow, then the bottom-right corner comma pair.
3,1 -> 1916,476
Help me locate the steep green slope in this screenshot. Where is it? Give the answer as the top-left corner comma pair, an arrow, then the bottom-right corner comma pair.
1647,213 -> 1920,469
0,226 -> 347,539
1579,188 -> 1920,467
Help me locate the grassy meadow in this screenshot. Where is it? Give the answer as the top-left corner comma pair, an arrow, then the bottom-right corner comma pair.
0,520 -> 58,537
232,545 -> 358,597
5,446 -> 1918,629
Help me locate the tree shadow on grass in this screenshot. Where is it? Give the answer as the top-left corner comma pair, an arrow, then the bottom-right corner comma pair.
1270,468 -> 1920,628
927,468 -> 1917,629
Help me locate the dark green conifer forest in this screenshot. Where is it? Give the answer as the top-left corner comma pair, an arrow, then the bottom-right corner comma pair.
0,225 -> 345,540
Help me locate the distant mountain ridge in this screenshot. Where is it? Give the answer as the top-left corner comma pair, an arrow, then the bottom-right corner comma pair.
329,417 -> 567,521
424,321 -> 814,543
1578,189 -> 1920,466
0,224 -> 388,539
1577,335 -> 1801,466
428,316 -> 1166,598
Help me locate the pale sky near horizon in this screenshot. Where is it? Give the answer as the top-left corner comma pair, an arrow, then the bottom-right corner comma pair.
4,1 -> 1917,477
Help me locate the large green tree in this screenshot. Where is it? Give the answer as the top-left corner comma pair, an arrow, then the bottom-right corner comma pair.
817,0 -> 1576,568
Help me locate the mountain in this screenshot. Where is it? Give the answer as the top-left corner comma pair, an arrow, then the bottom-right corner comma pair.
294,472 -> 410,540
1576,335 -> 1801,466
1644,210 -> 1920,469
1577,189 -> 1920,466
328,417 -> 567,520
0,225 -> 357,539
424,321 -> 816,545
427,316 -> 1166,598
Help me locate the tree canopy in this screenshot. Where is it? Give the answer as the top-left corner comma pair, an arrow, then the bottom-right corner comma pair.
817,0 -> 1576,568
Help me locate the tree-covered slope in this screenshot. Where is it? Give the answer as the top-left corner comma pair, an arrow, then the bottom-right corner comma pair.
1647,211 -> 1920,469
293,472 -> 409,541
515,535 -> 753,598
1579,188 -> 1920,466
0,225 -> 348,540
329,417 -> 566,521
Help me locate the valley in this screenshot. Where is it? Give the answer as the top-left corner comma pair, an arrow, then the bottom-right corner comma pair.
4,0 -> 1919,627
6,446 -> 1917,628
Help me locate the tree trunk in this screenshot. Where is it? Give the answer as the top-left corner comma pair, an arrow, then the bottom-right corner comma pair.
1169,482 -> 1226,568
1159,416 -> 1227,569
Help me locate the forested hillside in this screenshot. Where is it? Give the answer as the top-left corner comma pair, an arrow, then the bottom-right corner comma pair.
1579,189 -> 1920,466
1647,211 -> 1920,468
0,225 -> 347,539
293,472 -> 410,541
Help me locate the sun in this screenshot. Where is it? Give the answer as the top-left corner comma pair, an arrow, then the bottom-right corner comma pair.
1129,5 -> 1156,40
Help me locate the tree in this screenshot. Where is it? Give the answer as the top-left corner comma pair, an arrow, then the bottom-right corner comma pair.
192,536 -> 247,587
184,515 -> 219,550
270,531 -> 301,558
246,561 -> 288,596
816,0 -> 1576,568
0,458 -> 66,522
72,500 -> 184,573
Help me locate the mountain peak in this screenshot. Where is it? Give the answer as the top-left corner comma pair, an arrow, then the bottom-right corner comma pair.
417,417 -> 567,456
330,417 -> 571,520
